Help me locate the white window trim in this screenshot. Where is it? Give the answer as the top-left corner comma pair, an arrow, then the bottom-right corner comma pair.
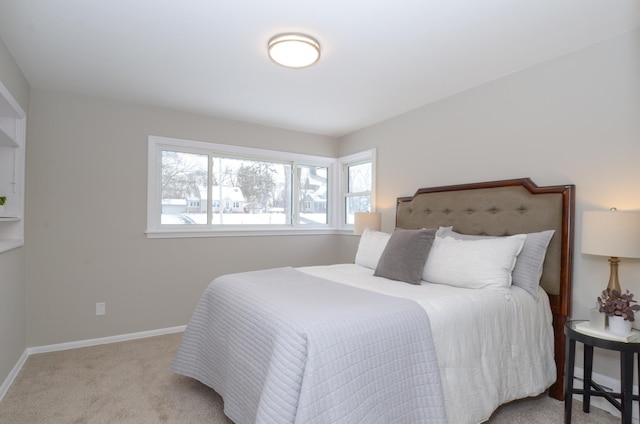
147,136 -> 374,238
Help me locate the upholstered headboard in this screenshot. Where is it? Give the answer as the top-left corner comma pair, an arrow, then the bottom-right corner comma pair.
396,178 -> 575,399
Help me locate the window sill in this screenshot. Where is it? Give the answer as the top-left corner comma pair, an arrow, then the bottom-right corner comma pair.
146,227 -> 355,239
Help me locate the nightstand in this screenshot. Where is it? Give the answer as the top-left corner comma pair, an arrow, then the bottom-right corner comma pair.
564,320 -> 640,424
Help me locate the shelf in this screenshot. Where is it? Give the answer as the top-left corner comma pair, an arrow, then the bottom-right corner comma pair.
0,82 -> 23,119
0,79 -> 25,254
0,216 -> 21,222
0,238 -> 23,254
0,126 -> 18,147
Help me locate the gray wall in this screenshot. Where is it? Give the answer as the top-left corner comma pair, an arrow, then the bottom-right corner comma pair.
0,36 -> 29,388
338,28 -> 640,380
25,90 -> 340,346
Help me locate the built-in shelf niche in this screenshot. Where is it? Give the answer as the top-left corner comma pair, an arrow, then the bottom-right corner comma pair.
0,80 -> 26,254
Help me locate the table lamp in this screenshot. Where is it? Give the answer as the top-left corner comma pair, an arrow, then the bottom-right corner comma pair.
581,209 -> 640,293
353,212 -> 381,235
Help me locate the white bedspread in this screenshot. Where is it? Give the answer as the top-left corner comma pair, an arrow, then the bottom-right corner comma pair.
173,267 -> 447,424
299,264 -> 556,424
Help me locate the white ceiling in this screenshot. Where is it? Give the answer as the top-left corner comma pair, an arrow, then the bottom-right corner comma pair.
0,1 -> 639,137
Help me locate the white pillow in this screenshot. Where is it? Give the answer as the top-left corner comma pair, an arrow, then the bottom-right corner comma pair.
436,226 -> 453,236
355,228 -> 391,270
422,235 -> 526,289
437,227 -> 554,298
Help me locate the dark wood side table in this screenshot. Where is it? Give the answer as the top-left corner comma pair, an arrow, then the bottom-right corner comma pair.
564,320 -> 640,423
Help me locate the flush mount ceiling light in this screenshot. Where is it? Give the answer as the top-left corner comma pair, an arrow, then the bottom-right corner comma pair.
268,33 -> 320,68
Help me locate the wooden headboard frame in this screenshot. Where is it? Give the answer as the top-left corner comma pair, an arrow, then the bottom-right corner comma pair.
395,178 -> 575,400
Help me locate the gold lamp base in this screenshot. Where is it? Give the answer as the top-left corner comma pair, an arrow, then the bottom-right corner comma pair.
607,256 -> 621,293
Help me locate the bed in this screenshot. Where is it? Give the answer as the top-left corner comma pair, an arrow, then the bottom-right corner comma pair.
173,178 -> 575,424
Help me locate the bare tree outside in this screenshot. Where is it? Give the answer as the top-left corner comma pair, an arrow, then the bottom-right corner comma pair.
161,151 -> 208,200
236,161 -> 278,211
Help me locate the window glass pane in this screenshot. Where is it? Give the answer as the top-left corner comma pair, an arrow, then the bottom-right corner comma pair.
161,150 -> 208,225
298,165 -> 328,225
344,160 -> 373,226
345,195 -> 371,225
212,156 -> 292,225
348,162 -> 371,192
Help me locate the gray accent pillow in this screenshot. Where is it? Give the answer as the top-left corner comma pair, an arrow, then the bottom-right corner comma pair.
374,228 -> 437,285
437,227 -> 555,299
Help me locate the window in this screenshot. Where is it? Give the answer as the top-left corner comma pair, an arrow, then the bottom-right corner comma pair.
148,136 -> 373,237
340,150 -> 376,226
298,165 -> 328,225
209,156 -> 293,224
160,150 -> 208,224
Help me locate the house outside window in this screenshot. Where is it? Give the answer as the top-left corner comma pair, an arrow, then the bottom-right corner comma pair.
298,165 -> 328,224
147,136 -> 374,237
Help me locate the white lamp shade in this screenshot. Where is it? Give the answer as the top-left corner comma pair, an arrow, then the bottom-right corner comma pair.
353,212 -> 381,235
582,210 -> 640,258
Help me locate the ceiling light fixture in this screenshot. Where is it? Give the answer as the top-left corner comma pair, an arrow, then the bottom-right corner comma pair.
268,33 -> 320,68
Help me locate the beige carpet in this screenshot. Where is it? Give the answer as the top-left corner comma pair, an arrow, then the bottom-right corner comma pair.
0,333 -> 617,423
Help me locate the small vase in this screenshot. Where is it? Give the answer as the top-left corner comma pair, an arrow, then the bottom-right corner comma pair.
589,308 -> 606,329
608,315 -> 632,336
0,205 -> 5,216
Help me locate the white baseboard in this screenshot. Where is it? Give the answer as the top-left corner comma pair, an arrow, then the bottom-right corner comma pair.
0,349 -> 28,402
27,325 -> 186,354
0,325 -> 186,401
572,366 -> 638,423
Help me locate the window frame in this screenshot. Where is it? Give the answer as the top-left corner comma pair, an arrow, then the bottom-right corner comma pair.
338,149 -> 377,231
147,136 -> 374,238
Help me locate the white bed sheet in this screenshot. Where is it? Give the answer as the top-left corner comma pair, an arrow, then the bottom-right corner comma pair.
298,264 -> 556,424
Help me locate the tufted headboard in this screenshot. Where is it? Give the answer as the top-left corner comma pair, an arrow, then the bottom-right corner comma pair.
396,178 -> 575,400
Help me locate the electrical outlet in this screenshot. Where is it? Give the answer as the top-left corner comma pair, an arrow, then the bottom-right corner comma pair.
96,302 -> 106,316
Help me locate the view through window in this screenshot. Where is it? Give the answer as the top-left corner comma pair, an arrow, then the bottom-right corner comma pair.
148,136 -> 374,236
344,161 -> 373,225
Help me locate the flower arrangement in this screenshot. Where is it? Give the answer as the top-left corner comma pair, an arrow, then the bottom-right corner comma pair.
597,289 -> 640,322
0,196 -> 5,206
